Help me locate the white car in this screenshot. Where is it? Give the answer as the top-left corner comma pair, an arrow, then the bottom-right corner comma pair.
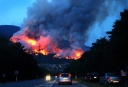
58,73 -> 72,85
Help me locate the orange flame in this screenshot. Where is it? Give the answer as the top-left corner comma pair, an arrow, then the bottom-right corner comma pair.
73,50 -> 84,60
26,39 -> 36,46
40,50 -> 48,55
10,29 -> 84,60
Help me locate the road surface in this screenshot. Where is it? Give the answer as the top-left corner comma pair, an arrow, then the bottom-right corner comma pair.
0,78 -> 88,87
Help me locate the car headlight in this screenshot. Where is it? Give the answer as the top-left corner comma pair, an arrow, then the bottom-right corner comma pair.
46,75 -> 51,81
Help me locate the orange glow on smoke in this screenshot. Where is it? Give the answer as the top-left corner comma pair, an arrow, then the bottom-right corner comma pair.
10,28 -> 84,60
26,39 -> 36,46
73,50 -> 84,60
76,52 -> 81,58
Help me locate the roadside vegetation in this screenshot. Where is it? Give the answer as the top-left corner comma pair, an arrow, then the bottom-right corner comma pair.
64,9 -> 128,77
0,37 -> 47,82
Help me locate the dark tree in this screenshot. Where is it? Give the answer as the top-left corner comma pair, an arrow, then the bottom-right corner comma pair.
107,9 -> 128,71
0,36 -> 43,82
64,9 -> 128,76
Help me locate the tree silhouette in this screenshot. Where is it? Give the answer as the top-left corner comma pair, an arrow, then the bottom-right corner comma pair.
107,9 -> 128,70
64,9 -> 128,76
0,36 -> 43,82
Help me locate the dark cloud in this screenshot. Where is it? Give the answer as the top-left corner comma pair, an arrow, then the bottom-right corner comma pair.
21,0 -> 106,48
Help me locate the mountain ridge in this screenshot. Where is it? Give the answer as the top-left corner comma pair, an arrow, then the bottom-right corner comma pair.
0,25 -> 20,39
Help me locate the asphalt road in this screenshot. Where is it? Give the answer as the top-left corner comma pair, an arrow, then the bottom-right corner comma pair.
0,78 -> 88,87
52,80 -> 87,87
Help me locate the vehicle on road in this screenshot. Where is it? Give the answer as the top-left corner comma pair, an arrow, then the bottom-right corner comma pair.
45,75 -> 51,81
100,73 -> 121,84
84,72 -> 100,82
58,73 -> 72,85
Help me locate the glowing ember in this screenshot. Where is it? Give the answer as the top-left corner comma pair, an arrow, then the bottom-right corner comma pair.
35,54 -> 38,56
65,56 -> 69,59
40,50 -> 48,55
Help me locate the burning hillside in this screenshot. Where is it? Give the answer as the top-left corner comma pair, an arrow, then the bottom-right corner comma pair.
11,0 -> 122,59
10,0 -> 93,60
10,27 -> 84,60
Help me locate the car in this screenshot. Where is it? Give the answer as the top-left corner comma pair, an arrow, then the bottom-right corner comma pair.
84,72 -> 100,82
55,75 -> 58,78
100,73 -> 121,84
58,73 -> 72,85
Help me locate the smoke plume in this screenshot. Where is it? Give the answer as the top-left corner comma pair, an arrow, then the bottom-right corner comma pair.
11,0 -> 128,59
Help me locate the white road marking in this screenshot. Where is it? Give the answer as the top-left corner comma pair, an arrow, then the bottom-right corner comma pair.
35,79 -> 56,87
74,81 -> 88,87
49,79 -> 56,87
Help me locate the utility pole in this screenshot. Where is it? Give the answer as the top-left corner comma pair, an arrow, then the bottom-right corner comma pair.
14,70 -> 19,82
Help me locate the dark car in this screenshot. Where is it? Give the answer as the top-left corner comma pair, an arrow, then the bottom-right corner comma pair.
100,73 -> 121,84
84,72 -> 100,82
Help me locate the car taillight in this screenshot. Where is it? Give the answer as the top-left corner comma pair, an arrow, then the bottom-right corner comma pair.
59,74 -> 61,77
107,77 -> 111,81
69,74 -> 71,77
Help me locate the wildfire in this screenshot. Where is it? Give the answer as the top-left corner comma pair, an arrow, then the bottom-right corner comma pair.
26,39 -> 36,46
73,50 -> 84,60
52,49 -> 84,60
10,29 -> 84,60
40,50 -> 48,55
